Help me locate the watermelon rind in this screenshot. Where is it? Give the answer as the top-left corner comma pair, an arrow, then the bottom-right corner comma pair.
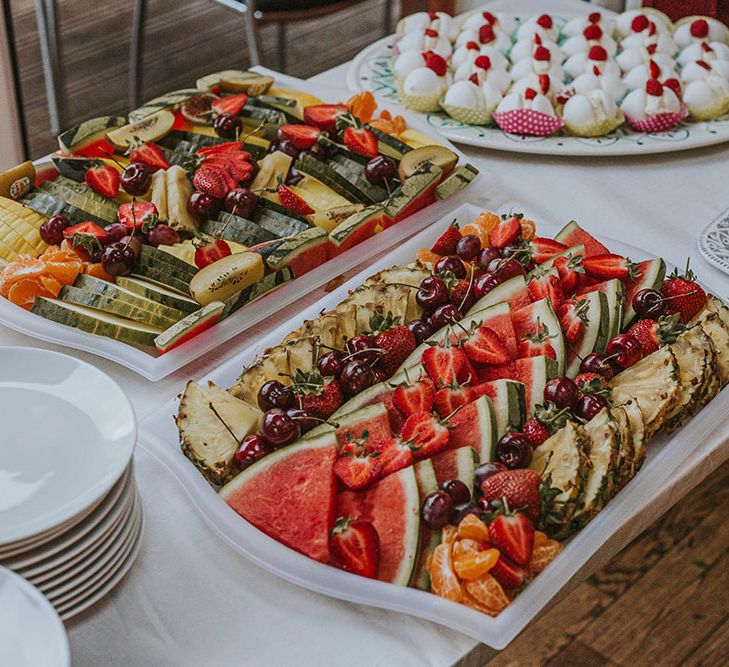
448,395 -> 497,463
576,278 -> 625,340
412,459 -> 440,591
485,378 -> 527,436
518,355 -> 559,416
432,446 -> 479,494
469,275 -> 528,314
622,258 -> 666,328
386,466 -> 421,587
565,291 -> 610,377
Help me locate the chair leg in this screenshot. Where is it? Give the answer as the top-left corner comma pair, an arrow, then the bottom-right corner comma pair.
242,2 -> 261,67
129,0 -> 146,109
383,0 -> 393,35
277,21 -> 286,72
34,0 -> 62,134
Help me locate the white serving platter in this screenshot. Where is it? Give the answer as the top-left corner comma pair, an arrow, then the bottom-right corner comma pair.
699,204 -> 729,277
347,29 -> 729,157
137,202 -> 729,648
0,68 -> 485,381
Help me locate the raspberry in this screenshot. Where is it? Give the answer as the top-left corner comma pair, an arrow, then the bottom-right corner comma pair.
645,78 -> 663,96
631,15 -> 649,33
474,55 -> 492,70
583,24 -> 602,41
465,40 -> 479,51
696,60 -> 712,70
588,45 -> 608,61
424,28 -> 438,38
649,59 -> 661,79
478,24 -> 495,44
482,11 -> 496,24
536,14 -> 552,29
663,78 -> 681,96
534,45 -> 551,61
425,52 -> 447,77
524,87 -> 537,101
589,12 -> 601,23
690,19 -> 709,38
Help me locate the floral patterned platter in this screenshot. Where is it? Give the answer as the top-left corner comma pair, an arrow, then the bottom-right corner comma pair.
699,205 -> 729,277
347,34 -> 729,157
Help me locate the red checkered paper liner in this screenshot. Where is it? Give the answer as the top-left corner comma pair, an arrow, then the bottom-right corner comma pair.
624,104 -> 689,133
492,109 -> 564,136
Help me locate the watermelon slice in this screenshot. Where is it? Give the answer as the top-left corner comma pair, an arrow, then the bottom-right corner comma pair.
411,459 -> 440,591
530,244 -> 585,275
564,290 -> 610,377
468,274 -> 531,314
458,301 -> 517,358
431,446 -> 479,495
219,432 -> 338,563
329,205 -> 388,252
478,378 -> 527,435
264,227 -> 332,277
554,221 -> 609,258
477,356 -> 558,416
383,164 -> 443,226
622,258 -> 666,328
154,302 -> 225,353
512,298 -> 566,375
446,395 -> 497,462
575,278 -> 625,339
336,466 -> 421,586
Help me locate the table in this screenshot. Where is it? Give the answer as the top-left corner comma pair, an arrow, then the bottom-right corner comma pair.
2,1 -> 729,664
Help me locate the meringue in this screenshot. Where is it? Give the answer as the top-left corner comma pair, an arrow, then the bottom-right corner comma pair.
515,14 -> 559,43
396,12 -> 459,42
455,24 -> 511,52
510,36 -> 564,64
677,41 -> 729,67
682,59 -> 729,84
616,48 -> 676,75
674,17 -> 729,50
441,79 -> 501,124
620,24 -> 677,55
623,60 -> 678,92
683,75 -> 729,119
393,51 -> 426,80
451,41 -> 508,71
562,89 -> 623,136
497,88 -> 558,118
564,47 -> 620,79
397,29 -> 452,59
510,46 -> 565,84
461,10 -> 516,37
562,11 -> 616,38
400,66 -> 451,112
455,55 -> 511,94
621,82 -> 681,121
615,11 -> 672,39
511,73 -> 560,101
571,68 -> 627,101
561,25 -> 617,58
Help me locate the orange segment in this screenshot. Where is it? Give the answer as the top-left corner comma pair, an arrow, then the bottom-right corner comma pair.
464,575 -> 510,616
520,218 -> 536,241
530,537 -> 562,574
392,114 -> 407,135
473,211 -> 501,233
427,542 -> 463,602
39,274 -> 62,296
454,549 -> 499,581
346,91 -> 377,124
84,262 -> 115,282
457,514 -> 490,543
43,260 -> 81,285
368,118 -> 396,135
0,255 -> 46,284
453,538 -> 481,559
7,277 -> 53,309
416,248 -> 440,267
461,223 -> 490,248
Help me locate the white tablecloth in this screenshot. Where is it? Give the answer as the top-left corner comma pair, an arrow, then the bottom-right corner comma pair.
2,1 -> 729,664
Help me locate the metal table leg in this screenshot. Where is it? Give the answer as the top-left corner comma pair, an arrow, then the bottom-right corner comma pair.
129,0 -> 146,109
33,0 -> 62,134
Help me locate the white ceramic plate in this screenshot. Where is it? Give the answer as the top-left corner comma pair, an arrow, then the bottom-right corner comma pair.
699,205 -> 729,277
0,566 -> 70,667
0,69 -> 484,381
138,201 -> 729,649
347,33 -> 729,156
0,348 -> 136,544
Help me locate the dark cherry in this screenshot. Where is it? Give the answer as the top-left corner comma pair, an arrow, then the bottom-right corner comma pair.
543,376 -> 578,409
364,155 -> 397,185
39,214 -> 70,245
372,366 -> 387,383
407,319 -> 432,345
188,191 -> 221,220
605,333 -> 643,369
486,257 -> 525,281
260,408 -> 300,446
286,408 -> 319,434
473,271 -> 501,299
429,303 -> 462,329
455,234 -> 481,261
575,394 -> 608,421
440,479 -> 471,505
234,434 -> 269,470
213,112 -> 243,139
473,461 -> 507,490
276,138 -> 301,159
284,165 -> 304,187
421,490 -> 455,528
340,359 -> 375,396
452,503 -> 481,525
257,380 -> 294,411
434,255 -> 467,279
103,222 -> 128,245
416,276 -> 448,311
579,352 -> 615,380
345,334 -> 379,364
502,239 -> 531,267
120,163 -> 152,196
494,432 -> 533,469
120,235 -> 142,260
317,351 -> 343,377
100,242 -> 135,276
633,288 -> 666,320
225,188 -> 258,219
477,247 -> 501,269
146,224 -> 180,247
301,141 -> 329,161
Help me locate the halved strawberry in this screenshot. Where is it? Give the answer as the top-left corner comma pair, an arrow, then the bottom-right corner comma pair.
488,512 -> 534,567
303,103 -> 348,133
63,221 -> 109,243
557,297 -> 589,343
489,216 -> 521,249
117,201 -> 158,231
392,377 -> 435,417
462,325 -> 512,365
334,442 -> 382,490
431,223 -> 461,255
553,254 -> 583,294
84,164 -> 119,198
433,382 -> 489,418
490,555 -> 529,590
278,183 -> 314,215
193,163 -> 234,198
194,238 -> 232,269
400,411 -> 450,459
197,142 -> 251,158
582,253 -> 638,281
128,142 -> 169,172
529,237 -> 568,264
277,124 -> 321,150
378,438 -> 415,476
330,517 -> 380,579
212,93 -> 248,116
343,126 -> 379,158
528,270 -> 563,310
517,324 -> 556,360
422,343 -> 475,387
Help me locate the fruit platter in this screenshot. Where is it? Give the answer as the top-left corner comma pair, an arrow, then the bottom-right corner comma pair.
347,8 -> 729,156
0,69 -> 480,380
139,201 -> 729,647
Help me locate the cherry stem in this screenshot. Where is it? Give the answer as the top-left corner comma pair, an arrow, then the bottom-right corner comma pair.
209,402 -> 241,445
342,347 -> 382,362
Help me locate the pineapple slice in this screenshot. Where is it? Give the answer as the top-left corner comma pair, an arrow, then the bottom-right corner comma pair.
0,196 -> 48,261
611,406 -> 635,493
177,380 -> 263,485
165,166 -> 197,233
150,169 -> 168,223
609,346 -> 681,439
622,399 -> 646,477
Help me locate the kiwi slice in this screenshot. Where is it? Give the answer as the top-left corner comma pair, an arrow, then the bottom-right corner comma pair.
196,70 -> 274,96
398,145 -> 458,182
107,110 -> 176,150
180,94 -> 218,124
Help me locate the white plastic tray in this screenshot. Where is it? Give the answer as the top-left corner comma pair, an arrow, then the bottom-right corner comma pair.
0,69 -> 484,381
137,202 -> 729,648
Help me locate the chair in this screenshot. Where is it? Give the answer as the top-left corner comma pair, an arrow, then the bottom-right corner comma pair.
129,0 -> 393,109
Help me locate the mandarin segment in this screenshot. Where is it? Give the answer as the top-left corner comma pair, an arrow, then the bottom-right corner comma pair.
520,218 -> 536,241
474,211 -> 501,233
460,223 -> 490,248
427,542 -> 463,602
464,575 -> 510,616
346,91 -> 377,123
457,514 -> 490,542
454,549 -> 499,581
530,539 -> 562,574
416,248 -> 440,267
453,537 -> 482,559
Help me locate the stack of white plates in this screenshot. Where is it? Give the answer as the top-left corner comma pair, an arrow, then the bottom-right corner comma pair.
0,347 -> 143,620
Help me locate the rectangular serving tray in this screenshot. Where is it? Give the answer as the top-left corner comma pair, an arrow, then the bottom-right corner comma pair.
0,69 -> 485,381
137,202 -> 729,648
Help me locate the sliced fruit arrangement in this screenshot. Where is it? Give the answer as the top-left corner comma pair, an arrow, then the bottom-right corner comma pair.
0,73 -> 477,355
173,208 -> 729,618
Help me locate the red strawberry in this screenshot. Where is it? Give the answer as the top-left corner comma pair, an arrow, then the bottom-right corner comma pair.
478,24 -> 496,44
330,517 -> 380,579
690,18 -> 709,38
392,377 -> 435,417
645,78 -> 663,97
303,103 -> 347,133
343,126 -> 379,158
117,200 -> 158,230
480,469 -> 543,522
433,382 -> 489,419
553,254 -> 583,295
197,142 -> 251,158
400,411 -> 450,459
528,269 -> 563,310
557,297 -> 589,343
660,261 -> 707,324
431,223 -> 461,255
368,311 -> 416,376
488,511 -> 535,566
204,153 -> 254,182
474,55 -> 492,71
490,555 -> 529,590
663,78 -> 681,96
517,324 -> 556,360
62,221 -> 109,244
84,164 -> 119,198
378,438 -> 414,476
533,45 -> 551,61
193,163 -> 231,198
631,14 -> 649,32
301,379 -> 343,419
574,372 -> 609,398
627,314 -> 684,355
212,93 -> 248,116
425,51 -> 448,76
522,418 -> 551,448
334,442 -> 382,490
422,342 -> 475,387
583,24 -> 602,40
128,142 -> 169,172
536,13 -> 553,29
649,59 -> 661,80
276,124 -> 321,150
582,253 -> 638,281
450,278 -> 475,312
194,238 -> 231,268
277,184 -> 314,215
489,216 -> 521,249
463,325 -> 512,365
524,88 -> 538,101
529,237 -> 568,264
588,45 -> 608,61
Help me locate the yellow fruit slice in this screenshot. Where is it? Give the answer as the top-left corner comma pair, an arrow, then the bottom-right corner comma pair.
268,86 -> 324,115
399,129 -> 445,149
0,162 -> 35,200
289,176 -> 351,212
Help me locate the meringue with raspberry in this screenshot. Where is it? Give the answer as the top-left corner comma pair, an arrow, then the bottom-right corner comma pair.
616,11 -> 672,39
571,66 -> 627,101
397,28 -> 452,59
677,41 -> 729,67
673,17 -> 729,50
562,24 -> 617,58
620,19 -> 676,54
683,74 -> 729,120
616,46 -> 676,75
562,11 -> 616,39
511,44 -> 565,86
441,77 -> 502,124
451,40 -> 508,71
399,52 -> 452,112
682,59 -> 729,85
396,11 -> 459,42
393,51 -> 427,81
510,34 -> 565,64
564,45 -> 620,79
455,54 -> 511,95
455,23 -> 511,53
493,86 -> 563,136
623,58 -> 678,92
621,78 -> 686,131
561,89 -> 624,136
511,72 -> 560,103
460,10 -> 515,37
516,14 -> 559,43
